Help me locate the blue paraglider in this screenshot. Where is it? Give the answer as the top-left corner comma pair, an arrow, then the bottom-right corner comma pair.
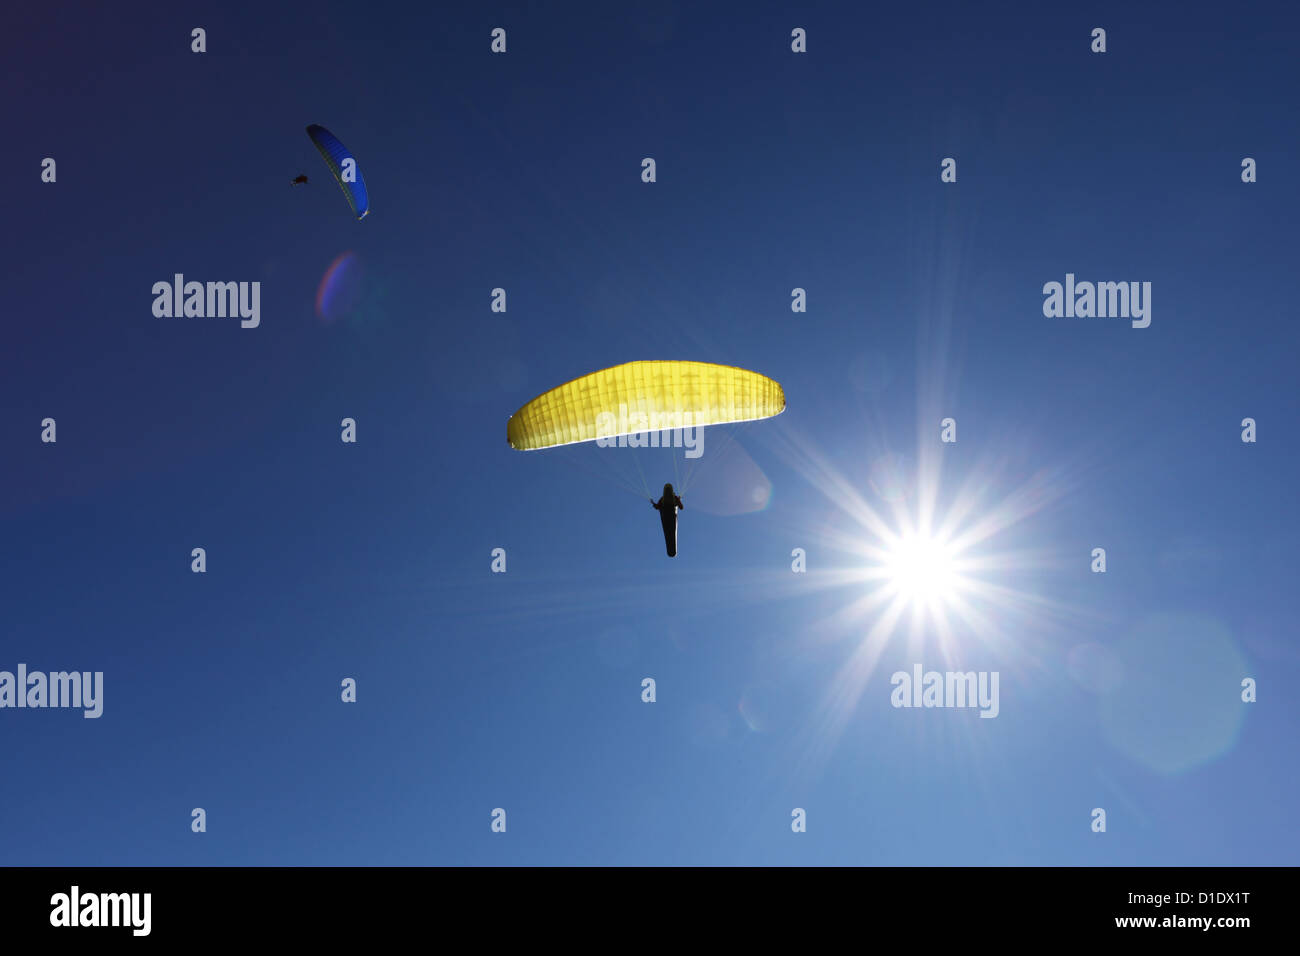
306,124 -> 369,220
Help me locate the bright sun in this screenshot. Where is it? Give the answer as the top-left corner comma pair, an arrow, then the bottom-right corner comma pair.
883,532 -> 960,607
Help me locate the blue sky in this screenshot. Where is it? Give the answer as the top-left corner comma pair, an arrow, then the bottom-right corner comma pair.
2,2 -> 1297,865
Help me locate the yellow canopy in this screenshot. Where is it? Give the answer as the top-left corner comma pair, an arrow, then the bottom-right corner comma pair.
507,360 -> 785,450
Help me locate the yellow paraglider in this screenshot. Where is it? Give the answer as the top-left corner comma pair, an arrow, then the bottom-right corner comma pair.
506,360 -> 785,450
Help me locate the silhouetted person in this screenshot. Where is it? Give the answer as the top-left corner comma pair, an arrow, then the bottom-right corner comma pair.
651,483 -> 684,557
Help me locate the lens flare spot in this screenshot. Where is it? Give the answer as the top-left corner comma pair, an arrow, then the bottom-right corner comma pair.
315,252 -> 364,323
868,453 -> 910,503
1067,642 -> 1125,695
680,439 -> 773,515
1098,614 -> 1248,774
739,681 -> 795,733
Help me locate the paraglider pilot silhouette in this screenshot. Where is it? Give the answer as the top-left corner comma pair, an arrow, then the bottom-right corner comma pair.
505,361 -> 786,558
651,483 -> 685,557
